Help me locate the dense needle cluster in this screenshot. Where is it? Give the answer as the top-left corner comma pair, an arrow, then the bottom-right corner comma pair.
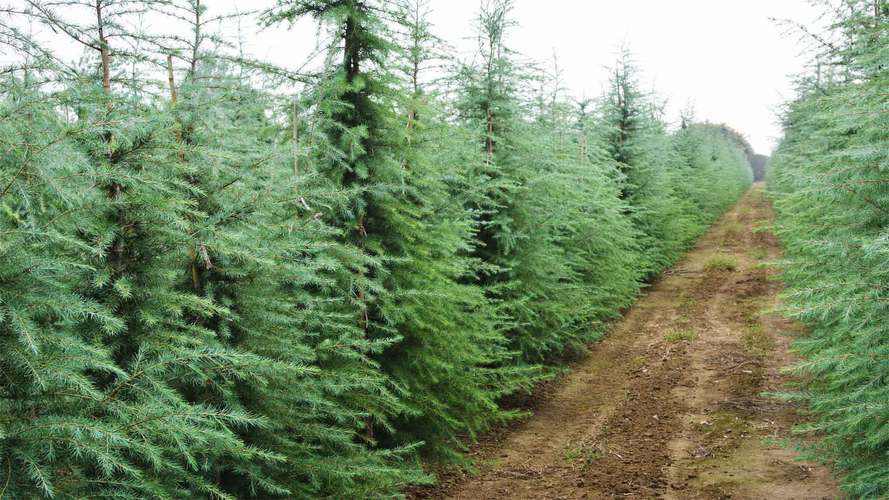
0,0 -> 751,497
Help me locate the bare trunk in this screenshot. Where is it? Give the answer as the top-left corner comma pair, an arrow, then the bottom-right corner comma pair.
166,55 -> 178,105
486,109 -> 494,163
95,1 -> 111,101
292,95 -> 300,176
190,0 -> 201,77
165,55 -> 185,163
166,55 -> 200,291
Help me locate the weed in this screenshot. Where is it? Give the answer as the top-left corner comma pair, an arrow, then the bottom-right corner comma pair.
722,222 -> 744,239
742,326 -> 775,358
627,355 -> 647,372
665,329 -> 698,343
564,443 -> 603,469
749,247 -> 768,260
677,291 -> 697,312
704,255 -> 739,272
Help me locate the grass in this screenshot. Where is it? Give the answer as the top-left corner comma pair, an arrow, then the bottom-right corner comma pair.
742,325 -> 775,358
751,223 -> 772,234
665,328 -> 698,343
704,254 -> 739,272
563,442 -> 603,469
677,291 -> 697,312
627,355 -> 647,372
721,221 -> 744,241
749,247 -> 768,260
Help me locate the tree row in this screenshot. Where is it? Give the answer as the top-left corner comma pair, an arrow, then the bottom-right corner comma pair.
0,0 -> 752,497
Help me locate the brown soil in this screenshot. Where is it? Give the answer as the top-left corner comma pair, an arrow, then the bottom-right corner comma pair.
416,185 -> 840,500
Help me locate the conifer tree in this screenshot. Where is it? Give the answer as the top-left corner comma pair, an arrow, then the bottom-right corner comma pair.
155,2 -> 429,495
596,51 -> 753,275
0,69 -> 129,500
597,50 -> 689,274
769,1 -> 889,495
522,66 -> 645,355
672,123 -> 753,225
1,2 -> 273,497
453,0 -> 642,362
262,0 -> 521,463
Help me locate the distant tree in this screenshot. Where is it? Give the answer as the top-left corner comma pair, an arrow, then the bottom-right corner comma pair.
750,153 -> 769,181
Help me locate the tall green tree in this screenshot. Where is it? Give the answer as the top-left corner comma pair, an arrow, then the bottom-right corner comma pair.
596,50 -> 745,274
453,1 -> 643,362
0,2 -> 274,497
156,2 -> 428,496
262,0 -> 521,463
769,1 -> 889,496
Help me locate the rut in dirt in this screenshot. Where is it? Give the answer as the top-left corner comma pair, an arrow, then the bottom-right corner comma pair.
422,186 -> 839,500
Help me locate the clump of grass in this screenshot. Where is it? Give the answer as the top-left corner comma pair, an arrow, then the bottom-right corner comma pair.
750,247 -> 768,260
627,355 -> 647,372
704,254 -> 738,272
751,223 -> 772,234
742,325 -> 775,358
665,328 -> 698,343
722,222 -> 744,240
563,441 -> 603,470
677,290 -> 698,312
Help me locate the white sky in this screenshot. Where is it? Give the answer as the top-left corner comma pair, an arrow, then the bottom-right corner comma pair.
228,0 -> 822,155
3,0 -> 824,154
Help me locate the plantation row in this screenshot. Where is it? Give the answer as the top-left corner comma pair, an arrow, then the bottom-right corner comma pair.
768,0 -> 889,497
0,0 -> 752,498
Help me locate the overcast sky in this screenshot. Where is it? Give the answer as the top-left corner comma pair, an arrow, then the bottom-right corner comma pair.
219,0 -> 821,154
4,0 -> 823,154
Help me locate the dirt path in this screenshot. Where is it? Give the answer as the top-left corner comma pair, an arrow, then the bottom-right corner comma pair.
426,186 -> 839,499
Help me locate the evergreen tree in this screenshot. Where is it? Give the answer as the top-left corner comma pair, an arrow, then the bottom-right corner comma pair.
454,1 -> 643,362
262,0 -> 522,463
157,2 -> 428,495
673,123 -> 754,227
0,71 -> 129,500
598,51 -> 752,275
598,50 -> 688,274
0,1 -> 758,496
769,1 -> 889,496
0,2 -> 274,497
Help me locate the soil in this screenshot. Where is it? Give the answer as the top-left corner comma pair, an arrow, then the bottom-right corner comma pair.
414,185 -> 840,500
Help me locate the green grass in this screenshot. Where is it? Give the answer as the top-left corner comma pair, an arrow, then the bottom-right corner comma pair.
742,325 -> 775,358
665,329 -> 698,343
563,439 -> 604,470
704,254 -> 739,272
721,221 -> 744,240
749,247 -> 768,260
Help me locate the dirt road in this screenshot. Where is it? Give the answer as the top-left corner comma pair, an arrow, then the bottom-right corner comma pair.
427,186 -> 839,499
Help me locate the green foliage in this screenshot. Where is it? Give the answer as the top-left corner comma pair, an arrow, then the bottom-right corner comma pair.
0,71 -> 272,500
264,0 -> 527,466
172,59 -> 425,496
599,52 -> 753,276
453,1 -> 644,363
768,1 -> 889,496
0,1 -> 753,497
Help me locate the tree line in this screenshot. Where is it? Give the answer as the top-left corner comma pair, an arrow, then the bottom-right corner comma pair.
769,0 -> 888,496
0,0 -> 752,497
